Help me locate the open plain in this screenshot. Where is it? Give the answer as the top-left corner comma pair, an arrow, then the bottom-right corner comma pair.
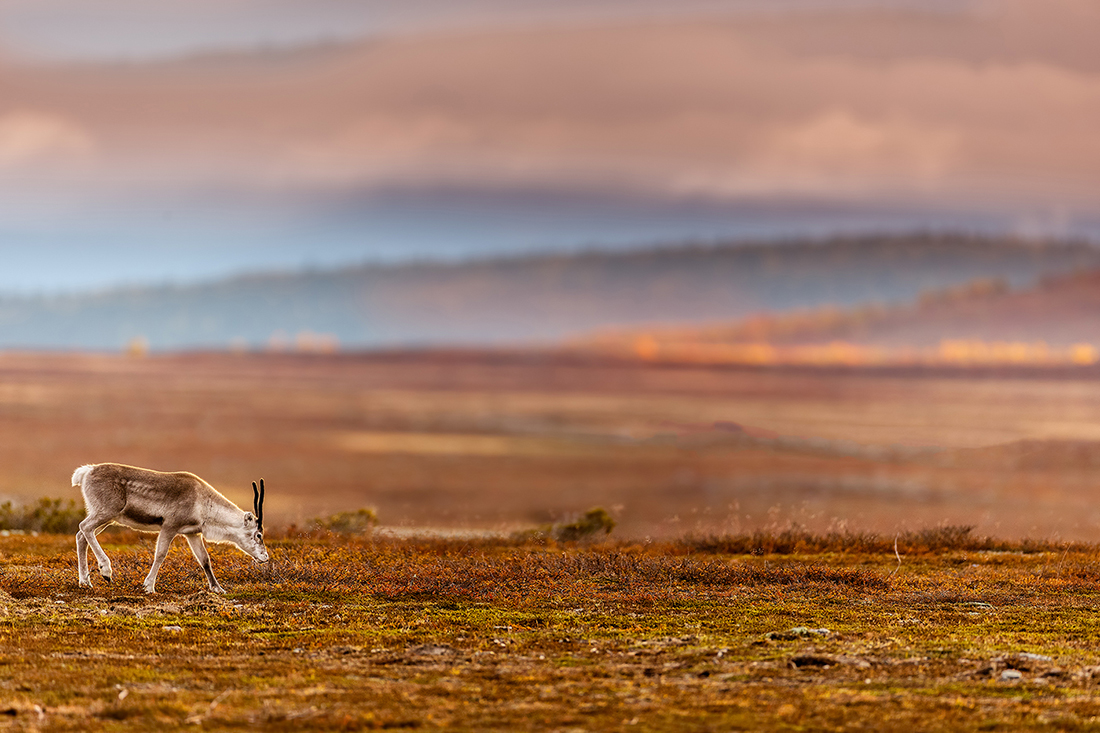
2,350 -> 1100,537
2,350 -> 1100,729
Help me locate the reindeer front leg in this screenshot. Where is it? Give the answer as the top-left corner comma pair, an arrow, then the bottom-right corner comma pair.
143,529 -> 177,593
184,534 -> 226,594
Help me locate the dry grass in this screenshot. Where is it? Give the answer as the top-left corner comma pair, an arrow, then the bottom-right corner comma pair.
4,351 -> 1100,728
3,532 -> 1100,730
678,525 -> 1078,556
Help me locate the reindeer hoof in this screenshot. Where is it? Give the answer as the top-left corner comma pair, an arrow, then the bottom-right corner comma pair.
78,579 -> 92,589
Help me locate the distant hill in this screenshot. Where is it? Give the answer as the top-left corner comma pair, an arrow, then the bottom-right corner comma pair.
585,268 -> 1100,367
1,234 -> 1099,351
650,270 -> 1100,349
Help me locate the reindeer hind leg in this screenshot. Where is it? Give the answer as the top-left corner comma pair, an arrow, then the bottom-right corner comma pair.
143,529 -> 177,594
78,514 -> 116,583
76,529 -> 91,587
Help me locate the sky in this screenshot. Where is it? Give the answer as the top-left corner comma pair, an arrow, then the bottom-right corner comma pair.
0,0 -> 1098,293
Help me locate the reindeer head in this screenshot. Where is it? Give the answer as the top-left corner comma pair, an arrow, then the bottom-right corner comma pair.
241,479 -> 270,563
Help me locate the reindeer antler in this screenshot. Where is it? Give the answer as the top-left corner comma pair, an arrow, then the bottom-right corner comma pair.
252,479 -> 267,532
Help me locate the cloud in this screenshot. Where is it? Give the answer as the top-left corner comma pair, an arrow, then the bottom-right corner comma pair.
664,109 -> 961,199
0,109 -> 94,168
760,110 -> 958,189
2,3 -> 1100,213
279,113 -> 481,185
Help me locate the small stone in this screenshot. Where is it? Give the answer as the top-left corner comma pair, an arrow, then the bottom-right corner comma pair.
793,627 -> 830,636
766,627 -> 831,641
789,654 -> 839,668
161,625 -> 183,632
996,652 -> 1054,671
409,643 -> 457,656
1000,669 -> 1023,681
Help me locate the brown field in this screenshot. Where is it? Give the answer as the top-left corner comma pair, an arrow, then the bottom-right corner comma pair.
3,351 -> 1100,730
2,350 -> 1100,539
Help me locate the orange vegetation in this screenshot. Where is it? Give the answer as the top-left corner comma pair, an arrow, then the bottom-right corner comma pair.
625,336 -> 1098,367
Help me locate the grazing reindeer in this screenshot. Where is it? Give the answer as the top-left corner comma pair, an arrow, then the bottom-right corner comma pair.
72,463 -> 270,593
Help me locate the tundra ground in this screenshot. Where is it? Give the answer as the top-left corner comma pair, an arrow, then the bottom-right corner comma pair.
3,351 -> 1100,729
2,532 -> 1100,731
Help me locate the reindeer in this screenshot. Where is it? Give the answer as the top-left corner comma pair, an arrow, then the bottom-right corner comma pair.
72,463 -> 269,593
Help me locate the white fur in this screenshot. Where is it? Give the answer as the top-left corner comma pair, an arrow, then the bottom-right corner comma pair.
71,464 -> 94,488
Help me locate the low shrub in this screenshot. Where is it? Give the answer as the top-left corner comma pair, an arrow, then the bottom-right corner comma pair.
516,507 -> 617,543
311,507 -> 378,536
555,507 -> 616,542
0,497 -> 85,534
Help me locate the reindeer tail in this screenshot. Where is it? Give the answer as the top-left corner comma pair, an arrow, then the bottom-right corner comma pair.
71,464 -> 95,488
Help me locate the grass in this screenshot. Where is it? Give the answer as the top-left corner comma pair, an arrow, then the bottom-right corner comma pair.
3,531 -> 1100,730
8,335 -> 1100,730
676,525 -> 1075,555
